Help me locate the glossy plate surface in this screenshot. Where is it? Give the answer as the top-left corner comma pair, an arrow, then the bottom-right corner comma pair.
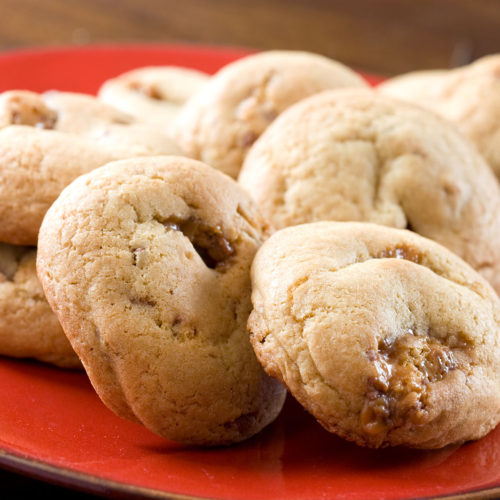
0,44 -> 498,500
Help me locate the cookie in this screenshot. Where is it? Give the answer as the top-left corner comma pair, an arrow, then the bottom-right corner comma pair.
379,55 -> 500,178
98,66 -> 209,125
248,221 -> 500,448
0,242 -> 79,368
0,90 -> 184,156
239,89 -> 500,294
0,114 -> 182,246
37,156 -> 286,446
171,50 -> 368,178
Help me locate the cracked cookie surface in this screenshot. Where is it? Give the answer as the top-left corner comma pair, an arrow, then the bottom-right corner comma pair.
37,156 -> 285,446
0,242 -> 79,368
238,89 -> 500,294
248,222 -> 500,448
171,50 -> 368,179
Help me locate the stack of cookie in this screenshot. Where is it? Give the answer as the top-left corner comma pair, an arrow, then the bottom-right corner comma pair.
21,49 -> 500,450
232,58 -> 500,448
0,89 -> 181,368
93,50 -> 370,178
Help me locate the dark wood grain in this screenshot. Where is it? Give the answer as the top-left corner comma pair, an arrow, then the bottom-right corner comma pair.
0,0 -> 499,75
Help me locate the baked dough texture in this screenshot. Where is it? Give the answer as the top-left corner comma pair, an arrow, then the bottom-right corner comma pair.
37,156 -> 286,446
378,55 -> 500,179
98,66 -> 209,125
171,50 -> 368,178
0,243 -> 79,368
248,221 -> 500,448
239,89 -> 500,294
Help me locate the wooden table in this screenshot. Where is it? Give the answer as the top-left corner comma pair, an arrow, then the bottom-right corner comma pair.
0,0 -> 499,75
0,1 -> 499,498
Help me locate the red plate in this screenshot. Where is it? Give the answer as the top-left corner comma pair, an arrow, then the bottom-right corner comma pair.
0,45 -> 498,500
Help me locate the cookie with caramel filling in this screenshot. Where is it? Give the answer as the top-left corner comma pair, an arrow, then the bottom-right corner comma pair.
37,156 -> 285,446
248,221 -> 500,448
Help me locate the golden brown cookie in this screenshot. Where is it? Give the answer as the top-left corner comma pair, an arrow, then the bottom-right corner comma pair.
171,50 -> 368,178
379,55 -> 500,178
37,156 -> 286,446
98,66 -> 209,125
0,242 -> 79,368
248,221 -> 500,448
239,89 -> 500,294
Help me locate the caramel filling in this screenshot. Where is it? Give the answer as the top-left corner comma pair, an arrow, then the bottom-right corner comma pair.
129,81 -> 163,100
127,81 -> 182,103
377,244 -> 422,264
163,217 -> 235,269
3,95 -> 57,129
361,331 -> 464,438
